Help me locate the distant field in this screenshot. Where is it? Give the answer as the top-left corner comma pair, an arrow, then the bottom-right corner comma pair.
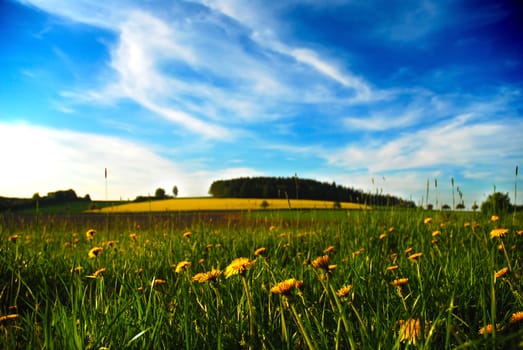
89,197 -> 368,213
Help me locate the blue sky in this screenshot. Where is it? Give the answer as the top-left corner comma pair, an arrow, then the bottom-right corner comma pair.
1,0 -> 522,207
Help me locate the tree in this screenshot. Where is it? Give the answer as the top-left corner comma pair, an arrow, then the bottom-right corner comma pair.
155,188 -> 166,199
442,204 -> 451,210
471,201 -> 479,212
172,186 -> 178,198
426,203 -> 434,210
456,202 -> 465,210
481,192 -> 511,215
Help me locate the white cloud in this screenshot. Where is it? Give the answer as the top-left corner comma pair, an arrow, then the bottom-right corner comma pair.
0,122 -> 212,199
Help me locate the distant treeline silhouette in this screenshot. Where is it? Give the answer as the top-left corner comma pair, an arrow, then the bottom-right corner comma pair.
0,189 -> 90,212
209,177 -> 415,207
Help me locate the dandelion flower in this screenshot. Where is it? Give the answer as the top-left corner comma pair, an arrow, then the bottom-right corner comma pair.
387,265 -> 399,271
129,233 -> 138,240
88,247 -> 102,258
182,231 -> 192,238
323,245 -> 336,254
352,248 -> 365,256
311,255 -> 334,271
388,227 -> 395,233
516,230 -> 523,236
490,228 -> 509,239
173,261 -> 191,273
379,233 -> 387,239
336,284 -> 353,298
71,266 -> 83,273
495,267 -> 509,279
509,311 -> 523,324
397,319 -> 423,345
270,278 -> 303,295
86,229 -> 96,241
0,314 -> 18,323
391,278 -> 409,286
432,230 -> 441,237
269,225 -> 277,232
424,217 -> 432,224
491,215 -> 500,222
478,323 -> 501,335
7,234 -> 20,243
464,222 -> 471,228
192,269 -> 221,283
254,247 -> 267,256
150,279 -> 167,286
224,257 -> 254,278
408,253 -> 423,261
87,268 -> 106,278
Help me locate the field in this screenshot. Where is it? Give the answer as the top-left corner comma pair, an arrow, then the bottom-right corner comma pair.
1,208 -> 522,349
89,197 -> 368,213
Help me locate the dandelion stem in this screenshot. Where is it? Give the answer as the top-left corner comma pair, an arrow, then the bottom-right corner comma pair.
241,275 -> 255,349
289,303 -> 318,350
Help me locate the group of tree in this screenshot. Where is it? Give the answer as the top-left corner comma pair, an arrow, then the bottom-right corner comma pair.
0,189 -> 90,212
133,186 -> 178,202
208,176 -> 416,208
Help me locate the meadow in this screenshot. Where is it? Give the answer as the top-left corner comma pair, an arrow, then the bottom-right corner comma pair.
1,208 -> 522,349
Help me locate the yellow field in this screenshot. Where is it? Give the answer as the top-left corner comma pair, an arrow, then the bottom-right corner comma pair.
90,197 -> 368,213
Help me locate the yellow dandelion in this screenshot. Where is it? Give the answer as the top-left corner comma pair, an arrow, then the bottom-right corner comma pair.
254,247 -> 267,256
150,278 -> 167,286
388,227 -> 395,233
391,278 -> 409,286
103,240 -> 117,247
387,265 -> 399,271
379,233 -> 387,239
182,231 -> 192,238
478,323 -> 501,335
129,233 -> 138,240
86,229 -> 96,241
432,230 -> 441,237
173,261 -> 191,273
336,284 -> 353,298
323,245 -> 336,254
464,222 -> 471,228
87,267 -> 106,278
311,255 -> 330,270
134,268 -> 143,274
440,222 -> 446,228
7,234 -> 20,243
424,217 -> 432,224
490,228 -> 509,239
495,267 -> 509,279
206,243 -> 213,249
88,247 -> 102,258
0,314 -> 19,323
509,311 -> 523,324
192,269 -> 221,283
404,247 -> 413,254
224,257 -> 254,278
491,215 -> 500,222
269,225 -> 277,232
71,266 -> 83,273
397,319 -> 421,345
352,248 -> 365,256
431,239 -> 438,245
516,230 -> 523,236
270,278 -> 303,295
408,252 -> 423,261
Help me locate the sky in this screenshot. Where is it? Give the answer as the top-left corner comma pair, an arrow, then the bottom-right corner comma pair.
1,0 -> 522,208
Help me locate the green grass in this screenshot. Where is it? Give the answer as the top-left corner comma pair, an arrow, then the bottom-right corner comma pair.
0,209 -> 522,349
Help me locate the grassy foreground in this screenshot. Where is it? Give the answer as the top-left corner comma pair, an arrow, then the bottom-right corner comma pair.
1,209 -> 522,349
89,197 -> 367,213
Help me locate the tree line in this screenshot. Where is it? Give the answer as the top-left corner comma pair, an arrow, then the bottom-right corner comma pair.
208,176 -> 416,207
0,189 -> 90,212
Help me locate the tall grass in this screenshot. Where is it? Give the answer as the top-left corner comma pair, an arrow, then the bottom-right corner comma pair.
0,208 -> 522,349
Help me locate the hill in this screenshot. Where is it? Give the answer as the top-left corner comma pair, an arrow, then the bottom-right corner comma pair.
209,176 -> 415,207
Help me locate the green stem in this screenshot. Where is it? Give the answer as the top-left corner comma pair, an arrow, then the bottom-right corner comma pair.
289,302 -> 318,350
241,276 -> 254,349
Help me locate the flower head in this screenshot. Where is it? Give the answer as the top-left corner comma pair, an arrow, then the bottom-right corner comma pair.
150,278 -> 167,286
0,314 -> 19,323
323,245 -> 336,254
336,284 -> 353,298
254,247 -> 267,256
129,233 -> 138,240
7,234 -> 20,243
478,323 -> 501,335
391,278 -> 409,286
397,319 -> 424,345
490,228 -> 509,239
408,253 -> 423,261
509,311 -> 523,324
192,269 -> 221,283
224,257 -> 254,278
491,215 -> 500,222
495,267 -> 509,279
86,229 -> 96,241
173,261 -> 191,273
87,267 -> 106,278
311,255 -> 336,272
88,247 -> 103,258
270,278 -> 303,295
182,231 -> 192,238
424,217 -> 432,224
